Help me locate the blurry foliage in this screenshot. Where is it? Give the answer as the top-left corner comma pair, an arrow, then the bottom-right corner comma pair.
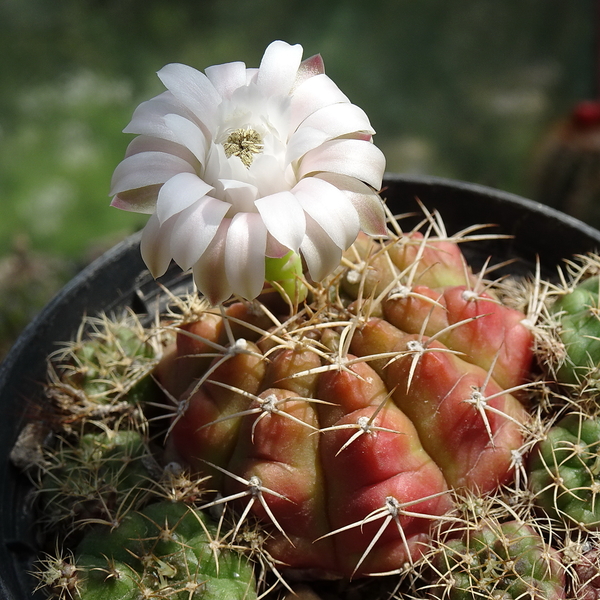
0,0 -> 595,354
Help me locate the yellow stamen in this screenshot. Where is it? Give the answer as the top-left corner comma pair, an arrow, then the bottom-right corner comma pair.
223,128 -> 263,167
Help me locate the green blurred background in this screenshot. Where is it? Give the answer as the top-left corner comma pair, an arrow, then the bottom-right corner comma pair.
0,0 -> 596,355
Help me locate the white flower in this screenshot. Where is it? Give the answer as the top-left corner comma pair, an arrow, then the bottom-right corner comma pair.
110,40 -> 386,304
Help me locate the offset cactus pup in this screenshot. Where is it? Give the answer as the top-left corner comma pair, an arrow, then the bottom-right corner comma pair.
5,175 -> 600,599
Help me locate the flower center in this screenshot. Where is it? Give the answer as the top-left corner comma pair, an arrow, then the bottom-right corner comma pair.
223,127 -> 263,167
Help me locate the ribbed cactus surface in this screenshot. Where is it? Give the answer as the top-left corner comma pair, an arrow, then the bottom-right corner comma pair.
161,229 -> 533,577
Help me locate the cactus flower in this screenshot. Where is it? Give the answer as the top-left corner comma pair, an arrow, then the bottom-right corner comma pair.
110,40 -> 386,304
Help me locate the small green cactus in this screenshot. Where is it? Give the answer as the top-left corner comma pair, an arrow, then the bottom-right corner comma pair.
529,413 -> 600,530
47,313 -> 161,425
430,519 -> 565,599
552,275 -> 600,385
35,501 -> 258,600
37,426 -> 157,533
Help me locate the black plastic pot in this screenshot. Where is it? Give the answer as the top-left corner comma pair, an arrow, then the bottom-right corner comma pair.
2,173 -> 600,599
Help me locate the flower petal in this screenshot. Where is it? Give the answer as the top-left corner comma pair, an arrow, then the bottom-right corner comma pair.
225,213 -> 267,300
157,63 -> 222,133
301,102 -> 374,138
122,135 -> 198,163
300,214 -> 343,281
254,191 -> 306,251
248,152 -> 291,197
289,73 -> 349,132
220,179 -> 258,213
123,91 -> 191,141
265,232 -> 290,258
205,61 -> 247,99
111,185 -> 161,214
156,172 -> 214,224
293,53 -> 325,90
162,113 -> 209,165
256,40 -> 303,96
140,212 -> 176,278
171,195 -> 230,270
110,151 -> 196,196
192,219 -> 231,305
285,127 -> 329,165
315,172 -> 387,236
298,138 -> 385,190
292,176 -> 360,249
286,104 -> 374,164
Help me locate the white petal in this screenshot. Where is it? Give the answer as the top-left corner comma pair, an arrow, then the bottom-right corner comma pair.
220,179 -> 258,213
248,153 -> 290,196
289,73 -> 349,131
256,40 -> 303,96
292,177 -> 360,249
299,102 -> 374,138
205,61 -> 247,99
293,53 -> 325,90
192,219 -> 231,305
171,196 -> 230,270
225,213 -> 267,300
315,172 -> 387,236
123,135 -> 199,165
300,214 -> 343,281
265,232 -> 290,258
156,172 -> 214,224
287,102 -> 376,163
140,212 -> 175,278
157,63 -> 222,133
285,127 -> 329,165
110,151 -> 196,196
298,139 -> 385,190
254,191 -> 306,251
111,185 -> 160,214
163,113 -> 209,165
123,91 -> 191,141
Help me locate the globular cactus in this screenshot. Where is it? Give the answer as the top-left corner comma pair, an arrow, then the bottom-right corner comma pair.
529,412 -> 600,530
35,425 -> 157,533
551,273 -> 600,386
46,313 -> 161,426
160,223 -> 534,578
428,517 -> 565,599
34,501 -> 258,600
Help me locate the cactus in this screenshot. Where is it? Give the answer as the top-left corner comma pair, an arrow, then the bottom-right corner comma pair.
551,274 -> 600,386
35,425 -> 157,533
31,208 -> 600,598
429,518 -> 565,599
46,313 -> 162,427
159,221 -> 534,578
529,412 -> 600,529
34,501 -> 258,600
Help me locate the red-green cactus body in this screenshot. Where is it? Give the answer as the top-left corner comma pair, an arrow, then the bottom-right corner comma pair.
162,228 -> 534,578
170,348 -> 453,577
386,231 -> 474,289
168,324 -> 528,576
350,317 -> 528,491
384,285 -> 534,391
169,342 -> 266,487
